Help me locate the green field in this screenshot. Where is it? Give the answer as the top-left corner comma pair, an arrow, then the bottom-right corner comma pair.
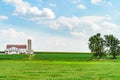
0,52 -> 120,80
0,52 -> 92,61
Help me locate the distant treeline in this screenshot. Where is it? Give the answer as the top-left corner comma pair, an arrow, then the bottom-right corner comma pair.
35,52 -> 91,54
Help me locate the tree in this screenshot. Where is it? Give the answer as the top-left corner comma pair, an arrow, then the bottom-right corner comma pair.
89,33 -> 105,59
104,35 -> 120,59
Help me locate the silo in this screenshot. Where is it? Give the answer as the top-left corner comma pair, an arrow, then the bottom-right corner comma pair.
27,39 -> 32,54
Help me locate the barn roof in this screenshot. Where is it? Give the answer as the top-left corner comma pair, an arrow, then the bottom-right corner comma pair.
6,45 -> 27,49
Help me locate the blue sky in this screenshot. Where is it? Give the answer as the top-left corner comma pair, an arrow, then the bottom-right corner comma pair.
0,0 -> 120,52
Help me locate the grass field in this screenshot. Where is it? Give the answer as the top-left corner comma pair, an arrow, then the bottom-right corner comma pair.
0,52 -> 120,80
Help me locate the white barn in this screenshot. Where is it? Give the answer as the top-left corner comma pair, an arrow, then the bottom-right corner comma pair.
5,45 -> 27,54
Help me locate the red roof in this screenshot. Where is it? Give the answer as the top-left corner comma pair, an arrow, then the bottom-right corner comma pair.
6,45 -> 27,49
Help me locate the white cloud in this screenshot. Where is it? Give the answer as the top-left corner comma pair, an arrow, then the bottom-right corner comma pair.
91,0 -> 103,4
70,31 -> 87,39
77,4 -> 87,10
45,15 -> 119,38
3,0 -> 55,21
0,28 -> 28,44
49,3 -> 56,7
91,0 -> 113,6
33,35 -> 89,52
81,16 -> 104,23
0,16 -> 8,20
91,23 -> 101,31
102,21 -> 118,29
47,16 -> 105,31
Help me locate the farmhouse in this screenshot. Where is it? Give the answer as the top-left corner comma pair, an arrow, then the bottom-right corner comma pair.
5,39 -> 33,54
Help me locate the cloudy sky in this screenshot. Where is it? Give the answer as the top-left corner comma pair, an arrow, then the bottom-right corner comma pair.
0,0 -> 120,52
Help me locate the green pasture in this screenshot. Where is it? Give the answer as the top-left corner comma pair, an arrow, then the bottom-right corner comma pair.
0,60 -> 120,80
0,52 -> 119,80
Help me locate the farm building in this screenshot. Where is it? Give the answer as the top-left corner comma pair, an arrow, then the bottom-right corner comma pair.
5,39 -> 33,54
5,45 -> 27,54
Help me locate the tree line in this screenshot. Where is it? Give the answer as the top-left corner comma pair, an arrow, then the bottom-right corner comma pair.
89,33 -> 120,59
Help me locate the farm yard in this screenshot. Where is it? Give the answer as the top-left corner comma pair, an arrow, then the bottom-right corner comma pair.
0,52 -> 120,80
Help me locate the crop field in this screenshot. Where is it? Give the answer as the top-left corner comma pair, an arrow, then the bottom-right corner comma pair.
0,52 -> 92,60
0,52 -> 120,80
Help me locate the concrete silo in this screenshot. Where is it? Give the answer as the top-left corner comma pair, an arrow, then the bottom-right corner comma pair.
27,39 -> 33,54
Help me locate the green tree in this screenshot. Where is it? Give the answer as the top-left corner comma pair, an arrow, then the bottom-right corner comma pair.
104,35 -> 120,59
89,33 -> 105,59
